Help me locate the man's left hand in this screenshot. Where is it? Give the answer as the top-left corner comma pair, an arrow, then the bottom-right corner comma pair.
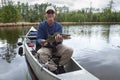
55,34 -> 63,42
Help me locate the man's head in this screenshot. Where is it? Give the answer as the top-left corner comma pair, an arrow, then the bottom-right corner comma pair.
45,6 -> 55,13
45,6 -> 56,22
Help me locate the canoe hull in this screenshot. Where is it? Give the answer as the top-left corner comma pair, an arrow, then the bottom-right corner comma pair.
24,41 -> 60,80
23,27 -> 100,80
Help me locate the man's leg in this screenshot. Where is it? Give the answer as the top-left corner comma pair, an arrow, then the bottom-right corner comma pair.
56,44 -> 73,66
37,47 -> 57,71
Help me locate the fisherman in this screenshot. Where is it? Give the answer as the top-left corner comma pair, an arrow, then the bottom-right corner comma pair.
37,6 -> 73,74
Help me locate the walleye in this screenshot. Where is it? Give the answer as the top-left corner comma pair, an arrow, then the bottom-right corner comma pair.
47,32 -> 71,45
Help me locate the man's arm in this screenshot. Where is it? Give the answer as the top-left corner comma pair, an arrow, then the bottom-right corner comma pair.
37,23 -> 48,46
55,23 -> 63,43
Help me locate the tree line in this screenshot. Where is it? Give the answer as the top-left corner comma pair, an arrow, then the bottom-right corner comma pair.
0,0 -> 120,23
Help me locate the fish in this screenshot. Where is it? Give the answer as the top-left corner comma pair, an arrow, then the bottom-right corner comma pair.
47,32 -> 71,45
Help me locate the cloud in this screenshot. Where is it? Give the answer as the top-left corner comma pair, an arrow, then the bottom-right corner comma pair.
74,0 -> 109,10
2,0 -> 120,11
44,0 -> 74,8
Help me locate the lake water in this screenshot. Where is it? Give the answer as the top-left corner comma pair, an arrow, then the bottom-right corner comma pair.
0,25 -> 120,80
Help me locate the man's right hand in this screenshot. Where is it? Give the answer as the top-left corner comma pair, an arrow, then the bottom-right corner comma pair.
40,40 -> 48,46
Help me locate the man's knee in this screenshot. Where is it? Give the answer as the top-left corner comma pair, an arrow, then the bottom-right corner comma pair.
66,47 -> 73,57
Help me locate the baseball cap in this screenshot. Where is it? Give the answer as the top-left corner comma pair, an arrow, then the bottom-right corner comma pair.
45,6 -> 55,13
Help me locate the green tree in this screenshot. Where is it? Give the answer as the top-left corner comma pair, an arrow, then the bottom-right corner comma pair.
1,2 -> 21,23
0,8 -> 2,22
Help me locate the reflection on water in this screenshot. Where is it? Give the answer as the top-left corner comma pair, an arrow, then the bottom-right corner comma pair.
0,26 -> 31,80
63,25 -> 120,48
0,43 -> 16,63
63,25 -> 120,80
25,56 -> 38,80
0,25 -> 120,80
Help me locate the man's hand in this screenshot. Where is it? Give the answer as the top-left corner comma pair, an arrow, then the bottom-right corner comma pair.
55,34 -> 63,42
40,40 -> 48,46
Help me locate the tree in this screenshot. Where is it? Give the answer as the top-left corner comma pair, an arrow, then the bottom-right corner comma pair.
107,0 -> 114,12
0,8 -> 2,22
1,1 -> 21,23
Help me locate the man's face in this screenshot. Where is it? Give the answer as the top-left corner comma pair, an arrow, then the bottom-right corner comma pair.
45,10 -> 55,21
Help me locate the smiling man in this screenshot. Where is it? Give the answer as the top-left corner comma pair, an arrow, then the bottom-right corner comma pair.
37,6 -> 73,74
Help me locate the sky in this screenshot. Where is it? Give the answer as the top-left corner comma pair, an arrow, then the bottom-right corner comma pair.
0,0 -> 120,11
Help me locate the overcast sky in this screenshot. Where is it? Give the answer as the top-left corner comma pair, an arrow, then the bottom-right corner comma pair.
1,0 -> 120,11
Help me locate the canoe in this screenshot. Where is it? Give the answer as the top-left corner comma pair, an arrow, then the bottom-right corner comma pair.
23,27 -> 100,80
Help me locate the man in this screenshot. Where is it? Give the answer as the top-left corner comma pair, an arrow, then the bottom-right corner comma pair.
37,6 -> 73,74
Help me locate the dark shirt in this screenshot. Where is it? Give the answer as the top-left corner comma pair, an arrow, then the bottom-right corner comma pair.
37,20 -> 62,47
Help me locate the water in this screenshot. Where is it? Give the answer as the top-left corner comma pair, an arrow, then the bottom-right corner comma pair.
0,27 -> 32,80
63,25 -> 120,80
0,25 -> 120,80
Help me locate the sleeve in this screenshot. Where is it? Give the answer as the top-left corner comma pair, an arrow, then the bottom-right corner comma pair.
57,23 -> 62,34
37,23 -> 45,43
58,25 -> 63,44
54,23 -> 63,45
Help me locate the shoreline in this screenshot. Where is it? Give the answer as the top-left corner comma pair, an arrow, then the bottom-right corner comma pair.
0,22 -> 120,27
